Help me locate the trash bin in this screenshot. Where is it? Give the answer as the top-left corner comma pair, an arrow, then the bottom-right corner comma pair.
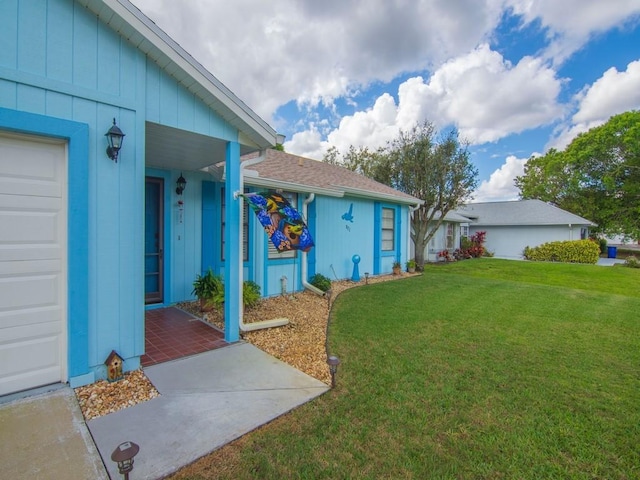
607,246 -> 617,258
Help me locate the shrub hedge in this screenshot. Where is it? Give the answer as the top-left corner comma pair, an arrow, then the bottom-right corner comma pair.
523,239 -> 600,264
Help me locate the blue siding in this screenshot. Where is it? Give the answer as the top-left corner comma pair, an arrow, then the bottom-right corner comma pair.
312,196 -> 377,280
1,0 -> 153,384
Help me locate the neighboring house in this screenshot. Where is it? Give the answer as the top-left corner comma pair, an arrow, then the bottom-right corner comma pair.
456,200 -> 595,259
0,0 -> 420,396
0,0 -> 282,396
417,211 -> 470,263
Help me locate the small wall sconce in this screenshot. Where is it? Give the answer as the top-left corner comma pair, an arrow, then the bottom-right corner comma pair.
105,118 -> 125,162
327,355 -> 341,388
111,441 -> 139,480
176,173 -> 187,195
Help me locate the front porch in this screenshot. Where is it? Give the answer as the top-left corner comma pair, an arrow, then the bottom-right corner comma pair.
142,307 -> 229,367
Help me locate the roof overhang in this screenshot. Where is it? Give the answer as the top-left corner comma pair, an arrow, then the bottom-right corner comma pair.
79,0 -> 278,151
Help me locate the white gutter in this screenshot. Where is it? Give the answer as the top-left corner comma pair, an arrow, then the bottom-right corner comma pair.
301,194 -> 325,296
237,152 -> 289,332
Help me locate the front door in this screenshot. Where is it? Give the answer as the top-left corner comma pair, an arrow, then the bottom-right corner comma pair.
145,177 -> 164,304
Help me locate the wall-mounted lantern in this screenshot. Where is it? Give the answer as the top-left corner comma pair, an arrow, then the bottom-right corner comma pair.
176,173 -> 187,195
105,118 -> 125,162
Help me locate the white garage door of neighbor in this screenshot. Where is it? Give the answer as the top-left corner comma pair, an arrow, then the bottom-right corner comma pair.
0,132 -> 68,396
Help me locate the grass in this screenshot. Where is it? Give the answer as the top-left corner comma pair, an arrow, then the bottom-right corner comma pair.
171,260 -> 640,479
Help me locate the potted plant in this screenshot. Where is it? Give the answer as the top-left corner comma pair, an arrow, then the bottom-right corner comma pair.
406,258 -> 416,273
192,268 -> 224,312
392,260 -> 402,275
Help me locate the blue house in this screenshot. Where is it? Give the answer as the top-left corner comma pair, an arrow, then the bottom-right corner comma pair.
0,0 -> 418,396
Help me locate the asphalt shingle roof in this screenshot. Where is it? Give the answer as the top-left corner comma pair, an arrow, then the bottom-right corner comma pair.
457,199 -> 595,226
242,150 -> 420,204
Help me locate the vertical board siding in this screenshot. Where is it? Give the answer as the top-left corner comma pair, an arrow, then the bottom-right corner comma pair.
46,0 -> 73,83
72,2 -> 99,90
0,0 -> 19,69
17,0 -> 46,76
313,197 -> 376,280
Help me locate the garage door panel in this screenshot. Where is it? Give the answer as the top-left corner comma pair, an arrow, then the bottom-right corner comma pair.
0,211 -> 61,244
0,321 -> 62,345
0,274 -> 60,310
0,132 -> 66,394
0,135 -> 62,198
0,245 -> 61,262
0,306 -> 62,330
0,259 -> 62,275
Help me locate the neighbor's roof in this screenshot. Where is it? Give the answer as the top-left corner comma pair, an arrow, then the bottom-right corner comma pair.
457,199 -> 595,226
242,150 -> 422,205
78,0 -> 278,150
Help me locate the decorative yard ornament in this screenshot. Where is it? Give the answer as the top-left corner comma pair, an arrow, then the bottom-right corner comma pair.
105,350 -> 124,382
241,192 -> 314,253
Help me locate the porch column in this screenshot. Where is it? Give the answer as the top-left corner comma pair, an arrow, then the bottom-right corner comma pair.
223,141 -> 241,342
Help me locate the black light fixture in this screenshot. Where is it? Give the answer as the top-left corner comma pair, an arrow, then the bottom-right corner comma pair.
176,173 -> 187,195
111,441 -> 139,480
105,118 -> 125,162
327,355 -> 341,388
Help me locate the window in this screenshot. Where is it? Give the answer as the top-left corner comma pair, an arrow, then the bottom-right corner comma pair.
268,192 -> 298,259
221,188 -> 249,261
381,207 -> 395,251
460,225 -> 469,239
446,223 -> 455,249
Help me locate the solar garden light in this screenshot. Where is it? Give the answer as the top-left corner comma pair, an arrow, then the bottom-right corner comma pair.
111,441 -> 139,480
364,272 -> 369,284
327,355 -> 341,388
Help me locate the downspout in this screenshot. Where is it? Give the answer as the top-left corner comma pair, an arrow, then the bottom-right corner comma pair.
236,151 -> 289,332
301,193 -> 325,296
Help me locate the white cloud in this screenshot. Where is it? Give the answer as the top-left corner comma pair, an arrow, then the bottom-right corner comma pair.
287,44 -> 564,158
548,59 -> 640,150
506,0 -> 640,64
396,45 -> 564,143
472,155 -> 529,202
130,0 -> 505,121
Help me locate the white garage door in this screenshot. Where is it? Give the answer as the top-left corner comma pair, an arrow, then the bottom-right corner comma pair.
0,132 -> 67,396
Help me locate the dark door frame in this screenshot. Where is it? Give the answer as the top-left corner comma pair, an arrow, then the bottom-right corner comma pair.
145,176 -> 164,304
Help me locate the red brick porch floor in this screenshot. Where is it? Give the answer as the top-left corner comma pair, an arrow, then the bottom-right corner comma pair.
141,307 -> 229,367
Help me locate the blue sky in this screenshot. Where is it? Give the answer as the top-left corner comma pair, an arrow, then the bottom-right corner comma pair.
133,0 -> 640,201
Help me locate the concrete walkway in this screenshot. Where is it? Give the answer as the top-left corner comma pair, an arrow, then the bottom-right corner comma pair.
88,342 -> 329,479
0,387 -> 108,479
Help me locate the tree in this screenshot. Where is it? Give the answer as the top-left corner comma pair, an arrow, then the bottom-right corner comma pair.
516,111 -> 640,239
371,122 -> 477,268
322,144 -> 385,177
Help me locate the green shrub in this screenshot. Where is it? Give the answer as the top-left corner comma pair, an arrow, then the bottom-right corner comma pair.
243,280 -> 262,309
524,239 -> 600,264
309,273 -> 332,292
624,255 -> 640,268
597,237 -> 607,254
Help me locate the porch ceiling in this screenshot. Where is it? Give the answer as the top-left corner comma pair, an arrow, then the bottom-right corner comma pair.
145,122 -> 256,172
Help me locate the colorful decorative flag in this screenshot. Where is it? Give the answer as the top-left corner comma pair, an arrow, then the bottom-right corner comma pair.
242,192 -> 314,252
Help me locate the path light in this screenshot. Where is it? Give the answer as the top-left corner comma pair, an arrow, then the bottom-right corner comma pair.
327,355 -> 341,388
111,441 -> 139,480
364,272 -> 369,285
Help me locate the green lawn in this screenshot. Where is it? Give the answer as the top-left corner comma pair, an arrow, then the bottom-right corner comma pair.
176,260 -> 640,479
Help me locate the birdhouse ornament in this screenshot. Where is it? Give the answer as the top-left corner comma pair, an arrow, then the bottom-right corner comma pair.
105,350 -> 124,382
